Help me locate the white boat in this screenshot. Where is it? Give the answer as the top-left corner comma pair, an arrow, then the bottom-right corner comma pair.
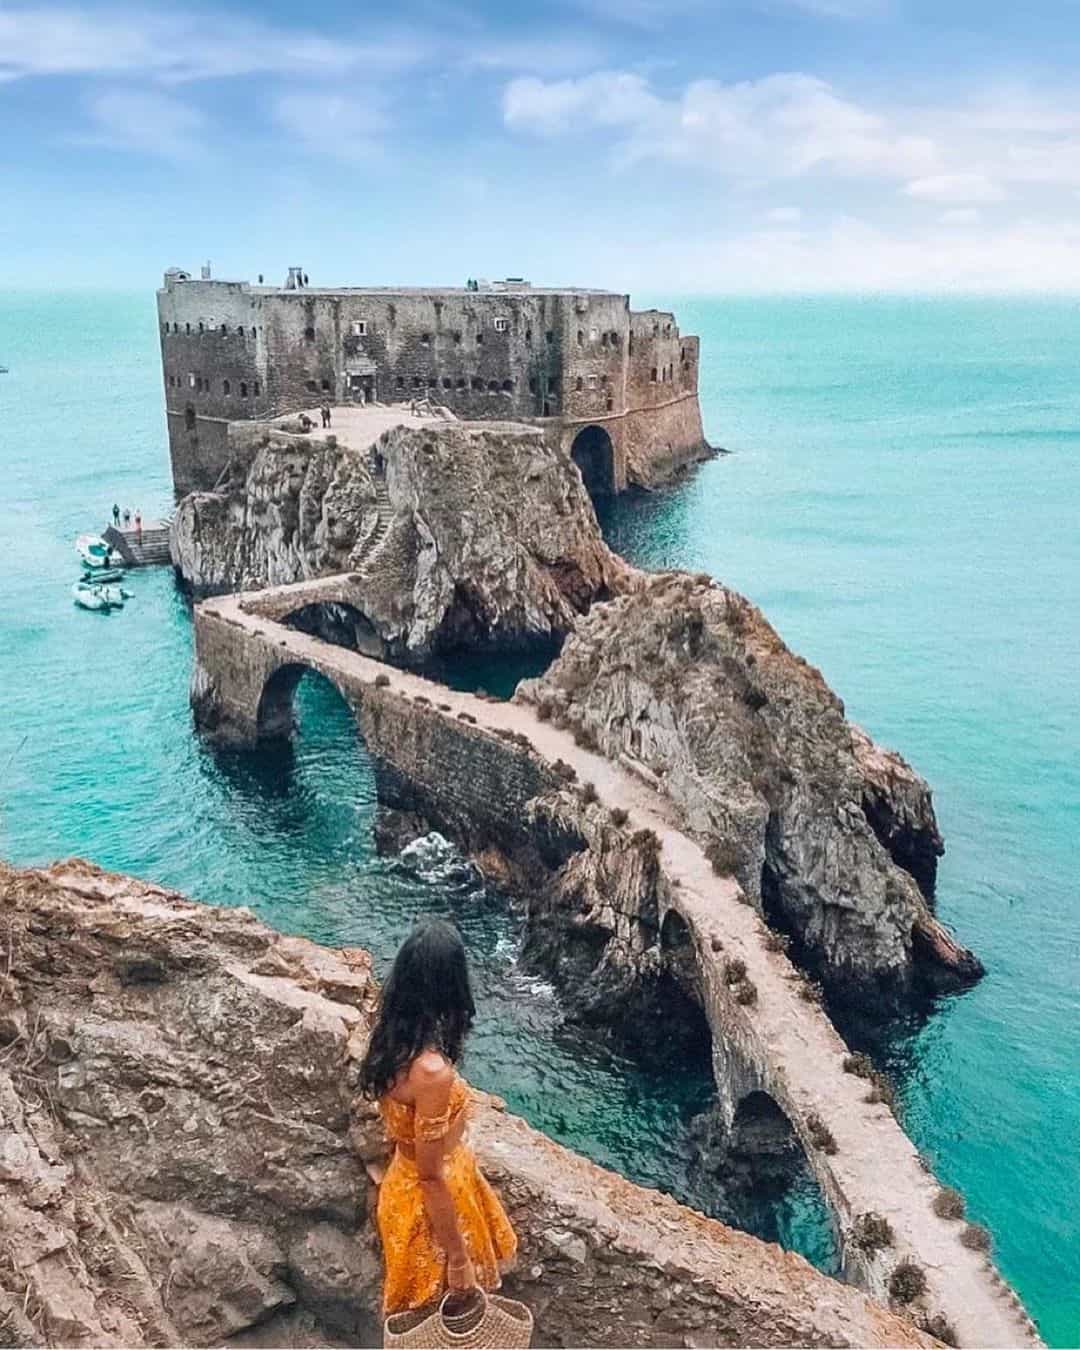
76,533 -> 112,569
72,581 -> 108,611
98,584 -> 132,606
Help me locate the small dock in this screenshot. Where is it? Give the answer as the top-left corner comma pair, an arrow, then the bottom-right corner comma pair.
103,521 -> 172,567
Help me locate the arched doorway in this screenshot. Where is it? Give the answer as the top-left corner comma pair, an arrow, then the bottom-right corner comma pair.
570,425 -> 616,501
283,602 -> 386,659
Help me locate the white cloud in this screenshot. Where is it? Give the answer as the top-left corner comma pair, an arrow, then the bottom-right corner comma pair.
766,206 -> 803,222
0,7 -> 426,83
76,89 -> 205,159
505,70 -> 940,181
572,0 -> 885,26
939,208 -> 981,226
904,172 -> 1005,204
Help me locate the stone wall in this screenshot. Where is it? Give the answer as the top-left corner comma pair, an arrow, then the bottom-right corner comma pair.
157,275 -> 710,500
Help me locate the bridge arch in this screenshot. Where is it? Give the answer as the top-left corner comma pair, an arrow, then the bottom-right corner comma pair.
570,424 -> 616,502
256,661 -> 357,739
283,601 -> 386,660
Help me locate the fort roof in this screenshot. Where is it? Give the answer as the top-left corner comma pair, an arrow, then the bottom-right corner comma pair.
160,274 -> 623,299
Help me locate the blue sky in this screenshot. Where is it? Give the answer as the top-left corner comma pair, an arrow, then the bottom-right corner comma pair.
5,0 -> 1080,291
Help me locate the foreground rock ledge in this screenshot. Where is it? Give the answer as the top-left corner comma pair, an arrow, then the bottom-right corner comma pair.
0,860 -> 933,1350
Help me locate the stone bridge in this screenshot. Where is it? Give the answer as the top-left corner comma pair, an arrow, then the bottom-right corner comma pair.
191,591 -> 1040,1349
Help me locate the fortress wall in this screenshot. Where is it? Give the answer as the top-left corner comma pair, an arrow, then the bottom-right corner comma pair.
620,392 -> 709,486
259,291 -> 576,421
165,411 -> 231,498
628,309 -> 692,413
561,293 -> 632,422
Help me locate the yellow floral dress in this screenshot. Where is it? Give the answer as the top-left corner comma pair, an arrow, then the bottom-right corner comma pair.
377,1073 -> 518,1314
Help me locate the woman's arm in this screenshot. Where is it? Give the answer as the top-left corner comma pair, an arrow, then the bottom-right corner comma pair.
412,1058 -> 476,1289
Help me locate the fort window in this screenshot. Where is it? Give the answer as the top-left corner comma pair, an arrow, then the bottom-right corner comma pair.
185,323 -> 191,334
172,323 -> 178,333
502,379 -> 513,392
576,377 -> 583,391
240,382 -> 248,397
321,379 -> 330,392
601,373 -> 609,386
589,328 -> 598,342
456,378 -> 465,389
442,378 -> 452,390
305,326 -> 315,342
525,328 -> 532,343
487,380 -> 499,393
650,367 -> 657,382
588,375 -> 598,388
652,322 -> 659,337
549,376 -> 560,394
413,377 -> 422,388
198,322 -> 204,333
475,332 -> 483,345
352,321 -> 367,336
421,333 -> 431,346
545,330 -> 554,344
184,405 -> 195,431
253,381 -> 260,396
606,396 -> 614,411
610,330 -> 619,344
494,318 -> 509,332
601,331 -> 608,346
306,379 -> 317,392
223,380 -> 231,395
577,330 -> 584,346
529,377 -> 537,393
452,331 -> 462,344
250,326 -> 256,337
428,376 -> 438,388
189,373 -> 195,388
396,376 -> 405,388
220,324 -> 227,334
237,326 -> 244,335
472,377 -> 484,391
665,323 -> 671,335
628,334 -> 633,353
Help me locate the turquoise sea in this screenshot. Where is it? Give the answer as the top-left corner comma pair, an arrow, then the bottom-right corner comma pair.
1,292 -> 1077,1345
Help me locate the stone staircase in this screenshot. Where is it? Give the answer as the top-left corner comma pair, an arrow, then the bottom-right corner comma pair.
352,473 -> 392,575
122,525 -> 171,566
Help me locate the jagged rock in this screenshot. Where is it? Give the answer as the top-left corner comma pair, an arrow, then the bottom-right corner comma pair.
517,571 -> 982,1007
170,430 -> 379,593
172,420 -> 629,660
0,859 -> 934,1349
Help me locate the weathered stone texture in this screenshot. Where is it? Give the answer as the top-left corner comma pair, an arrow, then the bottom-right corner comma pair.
516,571 -> 981,1006
0,859 -> 941,1350
157,273 -> 710,498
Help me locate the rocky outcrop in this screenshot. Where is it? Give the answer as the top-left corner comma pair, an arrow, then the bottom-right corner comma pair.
170,427 -> 380,594
516,572 -> 982,1008
0,859 -> 938,1350
172,419 -> 629,661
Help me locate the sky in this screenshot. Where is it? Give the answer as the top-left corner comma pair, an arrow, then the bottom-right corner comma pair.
5,0 -> 1080,292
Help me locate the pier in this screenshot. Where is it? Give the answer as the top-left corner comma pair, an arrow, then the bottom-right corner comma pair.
103,520 -> 171,567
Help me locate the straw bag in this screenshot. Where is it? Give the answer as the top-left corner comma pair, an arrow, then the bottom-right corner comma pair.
384,1290 -> 533,1349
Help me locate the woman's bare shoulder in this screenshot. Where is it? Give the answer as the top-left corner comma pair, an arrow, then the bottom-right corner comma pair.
408,1049 -> 455,1088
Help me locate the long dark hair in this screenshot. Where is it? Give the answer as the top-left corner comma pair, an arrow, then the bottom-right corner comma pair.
359,919 -> 476,1099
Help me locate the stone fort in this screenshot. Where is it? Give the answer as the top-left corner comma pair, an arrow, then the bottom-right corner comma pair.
157,266 -> 709,500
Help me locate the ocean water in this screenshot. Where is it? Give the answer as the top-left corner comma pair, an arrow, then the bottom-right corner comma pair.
0,292 -> 1076,1343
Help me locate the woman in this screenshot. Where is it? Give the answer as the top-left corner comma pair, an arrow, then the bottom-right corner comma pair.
360,920 -> 517,1317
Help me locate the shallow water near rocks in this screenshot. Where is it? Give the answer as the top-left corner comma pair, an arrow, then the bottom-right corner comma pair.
1,292 -> 1077,1342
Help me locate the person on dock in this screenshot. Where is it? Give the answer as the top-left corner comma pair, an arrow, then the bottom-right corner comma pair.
360,919 -> 518,1325
112,503 -> 120,528
123,508 -> 131,528
134,511 -> 142,545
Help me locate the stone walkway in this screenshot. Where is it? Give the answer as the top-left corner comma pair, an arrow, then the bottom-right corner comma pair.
199,590 -> 1042,1350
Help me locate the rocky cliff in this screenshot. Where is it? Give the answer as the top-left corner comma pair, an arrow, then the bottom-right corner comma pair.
516,572 -> 982,1008
171,419 -> 629,661
0,860 -> 938,1350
